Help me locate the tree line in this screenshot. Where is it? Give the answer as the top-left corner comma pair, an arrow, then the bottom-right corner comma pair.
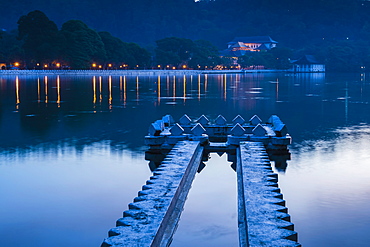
2,0 -> 370,72
0,10 -> 289,70
1,10 -> 152,69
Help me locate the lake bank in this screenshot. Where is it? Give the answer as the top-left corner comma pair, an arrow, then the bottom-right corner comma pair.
0,69 -> 286,76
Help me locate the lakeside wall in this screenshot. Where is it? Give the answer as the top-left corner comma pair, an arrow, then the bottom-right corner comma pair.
0,69 -> 285,76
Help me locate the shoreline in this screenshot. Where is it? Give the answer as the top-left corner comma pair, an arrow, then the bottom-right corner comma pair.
0,69 -> 288,76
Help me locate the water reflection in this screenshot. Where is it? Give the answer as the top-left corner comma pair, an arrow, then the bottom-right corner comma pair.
15,76 -> 20,109
57,76 -> 61,108
1,72 -> 370,246
3,72 -> 370,149
281,124 -> 370,246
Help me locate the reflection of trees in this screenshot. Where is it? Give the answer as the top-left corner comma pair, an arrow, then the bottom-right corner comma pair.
2,73 -> 369,155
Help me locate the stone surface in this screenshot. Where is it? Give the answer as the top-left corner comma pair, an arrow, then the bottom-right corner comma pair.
101,141 -> 203,247
237,142 -> 300,247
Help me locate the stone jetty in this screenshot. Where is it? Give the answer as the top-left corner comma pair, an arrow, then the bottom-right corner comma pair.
102,114 -> 300,247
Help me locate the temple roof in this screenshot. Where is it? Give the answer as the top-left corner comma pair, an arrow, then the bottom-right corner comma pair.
291,55 -> 322,64
228,36 -> 278,45
256,43 -> 269,50
231,41 -> 249,48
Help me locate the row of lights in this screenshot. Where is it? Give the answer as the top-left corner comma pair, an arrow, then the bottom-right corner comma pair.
12,62 -> 249,70
92,63 -> 134,69
13,62 -> 61,68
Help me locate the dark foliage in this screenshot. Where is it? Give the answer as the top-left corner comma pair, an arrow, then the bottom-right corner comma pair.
1,1 -> 370,71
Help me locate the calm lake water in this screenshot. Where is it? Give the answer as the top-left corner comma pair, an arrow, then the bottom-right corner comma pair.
1,72 -> 370,247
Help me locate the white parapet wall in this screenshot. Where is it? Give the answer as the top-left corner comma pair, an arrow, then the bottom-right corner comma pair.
0,70 -> 204,76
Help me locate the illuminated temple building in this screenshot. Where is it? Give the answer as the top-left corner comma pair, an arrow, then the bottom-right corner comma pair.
220,36 -> 278,57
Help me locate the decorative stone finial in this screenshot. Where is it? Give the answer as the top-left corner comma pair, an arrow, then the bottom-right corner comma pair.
179,114 -> 192,125
148,122 -> 162,136
231,123 -> 246,136
215,115 -> 227,125
249,115 -> 262,126
162,115 -> 175,127
232,115 -> 245,125
170,123 -> 184,136
252,124 -> 267,137
196,115 -> 209,125
191,123 -> 206,136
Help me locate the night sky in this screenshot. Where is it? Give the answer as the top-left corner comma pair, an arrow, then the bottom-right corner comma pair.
1,0 -> 369,48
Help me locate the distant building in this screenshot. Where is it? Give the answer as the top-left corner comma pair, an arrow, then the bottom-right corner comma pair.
290,55 -> 325,72
220,36 -> 278,57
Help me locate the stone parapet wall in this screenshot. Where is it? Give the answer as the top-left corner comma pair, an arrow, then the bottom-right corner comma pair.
0,70 -> 203,76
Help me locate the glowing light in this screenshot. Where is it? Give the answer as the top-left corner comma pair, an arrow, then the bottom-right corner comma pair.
15,76 -> 20,108
223,74 -> 227,101
123,76 -> 127,106
109,76 -> 112,109
183,75 -> 186,101
99,76 -> 102,102
44,76 -> 48,104
172,67 -> 176,70
182,65 -> 187,69
198,74 -> 201,101
44,64 -> 48,68
37,77 -> 40,103
57,76 -> 61,107
158,76 -> 161,104
98,65 -> 102,69
93,76 -> 96,105
56,63 -> 61,68
14,62 -> 20,67
92,63 -> 97,68
108,64 -> 112,67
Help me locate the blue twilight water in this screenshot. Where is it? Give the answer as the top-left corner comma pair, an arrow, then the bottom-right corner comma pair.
0,72 -> 370,246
